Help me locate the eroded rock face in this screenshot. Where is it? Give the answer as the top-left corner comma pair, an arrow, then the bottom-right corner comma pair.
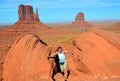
2,34 -> 53,81
72,28 -> 120,79
18,4 -> 39,21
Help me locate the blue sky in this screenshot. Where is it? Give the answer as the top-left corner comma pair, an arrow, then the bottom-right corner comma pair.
0,0 -> 120,24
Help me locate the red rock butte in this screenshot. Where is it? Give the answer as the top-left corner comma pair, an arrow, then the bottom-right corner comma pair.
18,4 -> 39,21
73,12 -> 92,28
75,12 -> 84,22
0,4 -> 52,37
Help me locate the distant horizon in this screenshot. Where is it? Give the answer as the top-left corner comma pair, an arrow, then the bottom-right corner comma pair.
0,19 -> 119,26
0,0 -> 120,24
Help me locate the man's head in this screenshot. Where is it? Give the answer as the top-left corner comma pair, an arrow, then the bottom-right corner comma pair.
57,47 -> 63,53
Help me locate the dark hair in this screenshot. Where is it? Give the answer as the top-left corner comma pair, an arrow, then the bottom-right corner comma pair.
57,47 -> 63,51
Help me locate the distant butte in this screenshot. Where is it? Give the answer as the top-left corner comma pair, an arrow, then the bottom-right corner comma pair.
0,4 -> 52,37
58,12 -> 93,28
74,12 -> 85,22
73,12 -> 92,28
113,21 -> 120,29
18,4 -> 39,21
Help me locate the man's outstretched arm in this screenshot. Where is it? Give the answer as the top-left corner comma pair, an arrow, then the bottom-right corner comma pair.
47,52 -> 58,58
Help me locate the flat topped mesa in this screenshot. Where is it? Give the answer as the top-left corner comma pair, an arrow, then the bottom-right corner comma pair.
18,4 -> 39,21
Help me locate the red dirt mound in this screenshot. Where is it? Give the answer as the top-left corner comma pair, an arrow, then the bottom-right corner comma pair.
72,28 -> 120,79
0,20 -> 52,37
2,34 -> 53,81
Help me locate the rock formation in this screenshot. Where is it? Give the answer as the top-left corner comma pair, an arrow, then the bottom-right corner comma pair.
18,4 -> 39,21
113,21 -> 120,29
0,4 -> 52,37
2,28 -> 120,81
73,12 -> 92,28
75,12 -> 84,22
2,34 -> 53,81
70,28 -> 120,80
